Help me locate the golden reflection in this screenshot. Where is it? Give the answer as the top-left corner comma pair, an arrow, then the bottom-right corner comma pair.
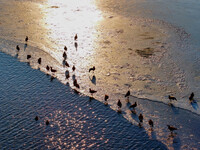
44,0 -> 102,62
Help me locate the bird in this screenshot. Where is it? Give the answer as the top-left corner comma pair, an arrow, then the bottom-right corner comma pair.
46,65 -> 50,71
25,36 -> 28,42
189,92 -> 194,101
89,66 -> 95,72
64,46 -> 67,51
27,55 -> 31,59
117,100 -> 122,108
138,114 -> 143,123
73,79 -> 80,88
104,95 -> 109,105
125,90 -> 130,98
46,120 -> 50,125
38,58 -> 41,64
149,119 -> 153,128
167,125 -> 177,133
16,45 -> 20,51
35,116 -> 39,121
63,52 -> 67,59
50,67 -> 57,73
65,61 -> 69,67
130,102 -> 137,109
104,95 -> 109,101
72,65 -> 76,71
117,99 -> 122,113
168,95 -> 177,101
89,88 -> 97,95
74,34 -> 78,40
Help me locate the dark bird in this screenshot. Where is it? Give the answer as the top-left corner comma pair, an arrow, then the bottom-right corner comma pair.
46,65 -> 50,71
35,116 -> 39,121
104,95 -> 109,105
64,46 -> 67,51
46,120 -> 50,125
89,88 -> 97,95
63,52 -> 67,59
25,36 -> 28,42
117,99 -> 122,108
168,95 -> 177,101
65,70 -> 70,79
27,55 -> 31,59
130,102 -> 137,109
38,58 -> 41,64
74,34 -> 78,40
125,90 -> 130,98
73,79 -> 80,88
149,119 -> 153,128
16,45 -> 20,51
65,61 -> 69,67
138,114 -> 143,123
72,65 -> 76,71
104,95 -> 109,101
167,125 -> 177,133
50,67 -> 57,73
189,92 -> 194,101
89,66 -> 95,72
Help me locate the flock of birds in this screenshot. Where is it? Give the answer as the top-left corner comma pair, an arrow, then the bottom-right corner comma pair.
15,35 -> 196,136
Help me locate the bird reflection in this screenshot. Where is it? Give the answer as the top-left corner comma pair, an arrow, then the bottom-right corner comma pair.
74,42 -> 78,50
24,43 -> 27,51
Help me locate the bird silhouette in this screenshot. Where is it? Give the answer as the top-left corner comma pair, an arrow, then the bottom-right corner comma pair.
35,116 -> 39,121
46,120 -> 50,125
63,52 -> 67,59
138,114 -> 143,123
38,58 -> 41,64
46,65 -> 50,71
16,45 -> 20,51
50,67 -> 57,73
117,100 -> 122,108
189,92 -> 194,101
27,55 -> 31,59
74,34 -> 78,40
149,119 -> 153,128
25,36 -> 28,42
72,65 -> 76,71
89,88 -> 97,96
130,102 -> 137,109
89,66 -> 95,72
64,46 -> 67,51
65,61 -> 69,67
168,95 -> 177,101
167,125 -> 177,133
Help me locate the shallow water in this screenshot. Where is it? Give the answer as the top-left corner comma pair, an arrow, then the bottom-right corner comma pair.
0,0 -> 200,149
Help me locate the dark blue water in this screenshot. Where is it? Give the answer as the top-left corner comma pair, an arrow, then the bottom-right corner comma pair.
0,52 -> 167,149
